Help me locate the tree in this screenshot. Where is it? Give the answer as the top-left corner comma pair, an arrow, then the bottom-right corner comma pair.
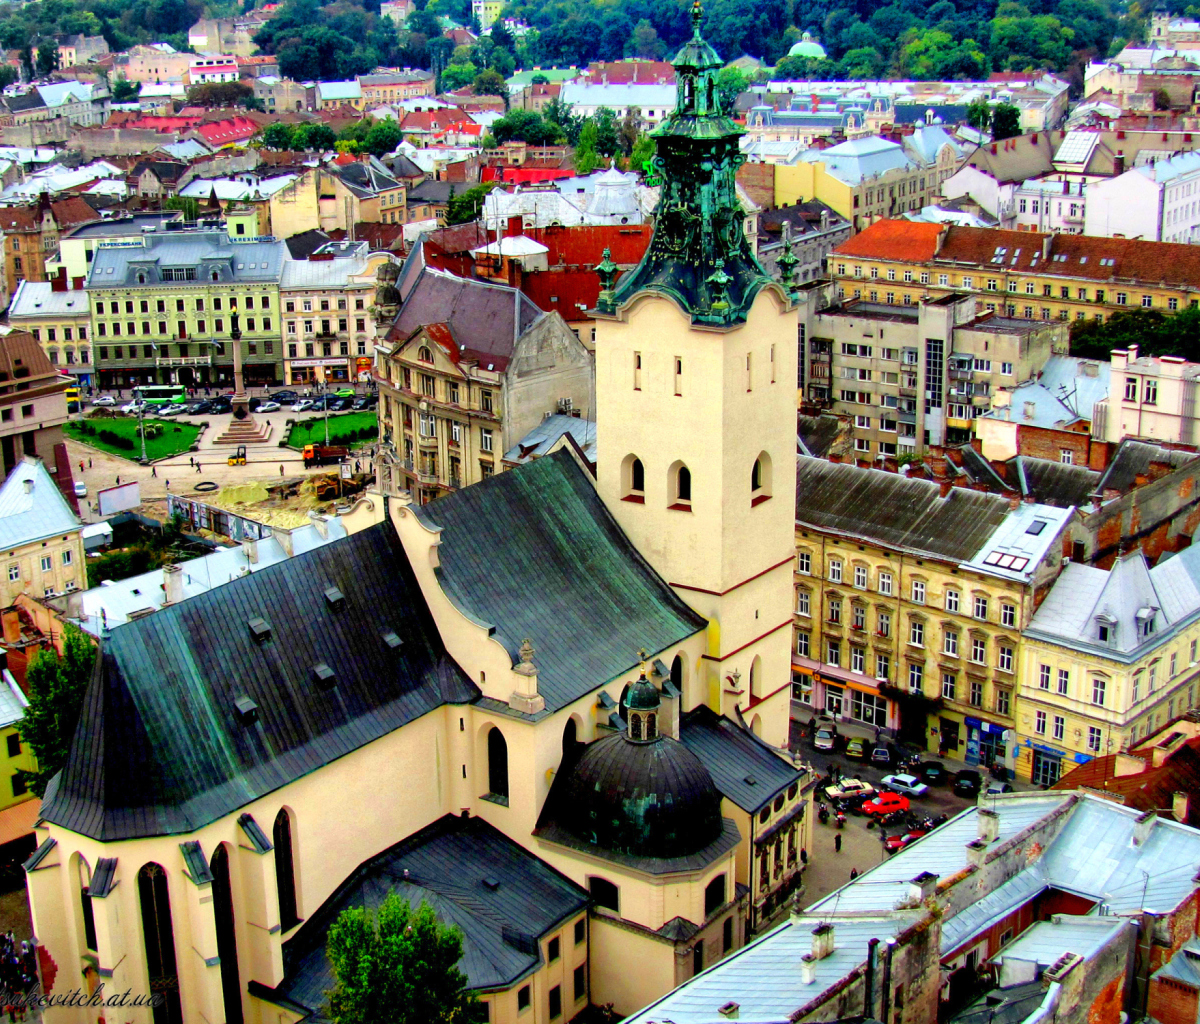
440,62 -> 478,90
573,120 -> 601,174
325,894 -> 481,1024
988,14 -> 1074,71
36,42 -> 59,75
472,68 -> 507,98
1154,87 -> 1172,110
838,46 -> 884,79
18,624 -> 95,798
164,195 -> 200,220
364,118 -> 404,155
714,66 -> 748,116
111,77 -> 142,102
259,122 -> 296,149
991,102 -> 1022,139
187,81 -> 254,108
447,182 -> 497,223
628,131 -> 655,173
967,96 -> 992,132
531,72 -> 549,85
629,18 -> 664,58
592,106 -> 619,157
294,122 -> 337,151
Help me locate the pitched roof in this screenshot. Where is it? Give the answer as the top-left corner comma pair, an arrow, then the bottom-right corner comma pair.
263,814 -> 588,1014
0,457 -> 80,553
390,267 -> 544,371
40,524 -> 478,841
833,219 -> 942,263
413,450 -> 707,714
1096,438 -> 1197,494
1054,736 -> 1200,824
795,456 -> 1011,562
680,705 -> 804,813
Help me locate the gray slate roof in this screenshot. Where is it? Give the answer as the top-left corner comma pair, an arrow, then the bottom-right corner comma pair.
1009,455 -> 1099,508
680,705 -> 803,813
414,450 -> 706,714
263,815 -> 588,1016
40,524 -> 478,841
1096,438 -> 1198,494
86,231 -> 287,289
796,414 -> 843,459
795,456 -> 1010,562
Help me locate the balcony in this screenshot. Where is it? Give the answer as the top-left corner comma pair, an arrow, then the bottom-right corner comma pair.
156,355 -> 212,367
417,432 -> 438,448
971,393 -> 991,407
416,467 -> 439,485
898,386 -> 917,398
949,367 -> 973,381
897,409 -> 917,424
445,473 -> 462,489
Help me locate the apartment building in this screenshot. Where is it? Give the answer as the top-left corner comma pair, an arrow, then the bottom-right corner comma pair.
280,242 -> 397,386
0,194 -> 100,298
1011,176 -> 1092,234
793,457 -> 1071,770
831,218 -> 1200,325
46,213 -> 186,282
771,126 -> 965,231
7,278 -> 93,385
186,55 -> 239,85
1020,545 -> 1200,784
358,71 -> 435,105
797,290 -> 1067,456
1092,345 -> 1200,445
375,266 -> 593,501
1084,151 -> 1200,242
84,230 -> 287,388
0,458 -> 85,605
0,331 -> 73,478
114,43 -> 192,83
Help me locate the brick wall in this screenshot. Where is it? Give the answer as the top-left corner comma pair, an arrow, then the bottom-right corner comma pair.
1149,975 -> 1198,1024
1016,424 -> 1094,466
737,161 -> 774,211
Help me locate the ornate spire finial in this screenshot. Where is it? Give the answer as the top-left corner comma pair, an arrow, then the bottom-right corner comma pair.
777,242 -> 799,295
706,258 -> 731,312
519,638 -> 536,664
637,647 -> 650,676
691,0 -> 703,37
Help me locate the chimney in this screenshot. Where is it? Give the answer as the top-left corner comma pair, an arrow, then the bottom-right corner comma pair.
310,513 -> 328,539
811,923 -> 835,960
50,267 -> 67,293
907,871 -> 938,903
966,838 -> 989,867
1114,150 -> 1125,175
1133,809 -> 1155,846
978,808 -> 1000,843
506,214 -> 522,238
242,536 -> 259,564
940,479 -> 953,497
1023,401 -> 1037,420
71,276 -> 84,290
1174,791 -> 1191,822
22,478 -> 32,494
163,563 -> 183,605
800,953 -> 818,984
1042,234 -> 1053,260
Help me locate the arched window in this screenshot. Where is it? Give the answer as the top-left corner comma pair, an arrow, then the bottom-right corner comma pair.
211,271 -> 219,281
487,727 -> 509,800
418,345 -> 433,363
562,717 -> 578,759
210,845 -> 244,1024
77,856 -> 96,952
671,655 -> 684,690
630,714 -> 643,741
751,452 -> 773,505
589,876 -> 619,912
749,655 -> 762,697
646,712 -> 657,739
669,461 -> 691,508
273,809 -> 299,932
622,454 -> 645,502
677,466 -> 691,501
137,273 -> 146,284
705,875 -> 727,916
137,863 -> 182,1024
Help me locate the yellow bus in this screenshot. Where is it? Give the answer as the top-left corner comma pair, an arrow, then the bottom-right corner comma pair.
64,384 -> 80,414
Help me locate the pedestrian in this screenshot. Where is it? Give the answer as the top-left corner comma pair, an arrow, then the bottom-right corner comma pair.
88,457 -> 92,469
115,474 -> 119,485
189,456 -> 194,467
196,460 -> 201,473
850,867 -> 859,880
151,465 -> 157,477
355,459 -> 361,473
800,848 -> 808,865
834,833 -> 842,853
78,460 -> 84,474
280,464 -> 284,477
165,479 -> 169,491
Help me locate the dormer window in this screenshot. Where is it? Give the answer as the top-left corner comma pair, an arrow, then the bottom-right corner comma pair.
1136,607 -> 1157,639
1096,613 -> 1117,644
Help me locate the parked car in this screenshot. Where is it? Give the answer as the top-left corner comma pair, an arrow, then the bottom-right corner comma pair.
883,829 -> 928,854
845,737 -> 868,761
824,778 -> 875,801
271,390 -> 299,404
73,481 -> 87,497
986,781 -> 1014,796
870,745 -> 893,767
814,726 -> 837,751
881,773 -> 930,798
257,400 -> 281,412
159,403 -> 188,416
328,398 -> 351,411
209,398 -> 232,414
334,387 -> 356,397
293,399 -> 315,412
92,395 -> 116,407
919,761 -> 946,786
187,400 -> 212,415
862,791 -> 910,817
953,770 -> 983,798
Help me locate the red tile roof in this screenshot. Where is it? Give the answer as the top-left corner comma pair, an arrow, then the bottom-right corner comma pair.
0,196 -> 99,233
195,116 -> 259,146
399,107 -> 471,132
833,219 -> 943,263
582,59 -> 675,84
524,223 -> 652,267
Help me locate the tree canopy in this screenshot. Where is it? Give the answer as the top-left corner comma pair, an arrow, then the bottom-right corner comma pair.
18,624 -> 95,798
325,894 -> 482,1024
1070,307 -> 1200,361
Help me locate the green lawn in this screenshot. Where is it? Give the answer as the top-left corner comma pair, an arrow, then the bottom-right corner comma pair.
66,417 -> 201,461
287,412 -> 378,450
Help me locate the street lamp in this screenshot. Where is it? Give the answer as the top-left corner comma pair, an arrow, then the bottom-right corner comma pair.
138,403 -> 148,465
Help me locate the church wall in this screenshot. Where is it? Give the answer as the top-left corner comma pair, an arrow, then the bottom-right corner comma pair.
589,916 -> 678,1017
32,707 -> 453,1024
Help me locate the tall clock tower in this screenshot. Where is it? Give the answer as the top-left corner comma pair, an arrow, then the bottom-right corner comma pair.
594,2 -> 799,749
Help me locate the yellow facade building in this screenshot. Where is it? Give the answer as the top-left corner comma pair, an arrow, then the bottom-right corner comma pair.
792,457 -> 1072,770
1018,547 -> 1200,785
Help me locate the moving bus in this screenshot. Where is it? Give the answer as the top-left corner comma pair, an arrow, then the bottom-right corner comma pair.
64,384 -> 80,414
131,385 -> 188,406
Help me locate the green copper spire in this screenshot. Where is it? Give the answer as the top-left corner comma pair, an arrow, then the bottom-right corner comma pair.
595,0 -> 775,326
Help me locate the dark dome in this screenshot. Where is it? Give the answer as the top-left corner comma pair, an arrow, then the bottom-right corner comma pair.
559,732 -> 724,858
625,676 -> 660,711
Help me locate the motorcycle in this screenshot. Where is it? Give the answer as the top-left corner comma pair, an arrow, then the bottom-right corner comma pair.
818,803 -> 829,825
835,810 -> 846,829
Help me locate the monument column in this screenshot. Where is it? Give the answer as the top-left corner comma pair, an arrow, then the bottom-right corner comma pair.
215,300 -> 272,444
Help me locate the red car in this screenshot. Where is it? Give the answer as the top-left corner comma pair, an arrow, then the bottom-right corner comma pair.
862,792 -> 911,817
884,829 -> 927,853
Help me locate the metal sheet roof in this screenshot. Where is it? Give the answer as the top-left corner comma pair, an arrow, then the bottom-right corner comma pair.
0,458 -> 81,551
267,814 -> 588,1015
993,916 -> 1125,966
415,450 -> 706,714
40,524 -> 478,841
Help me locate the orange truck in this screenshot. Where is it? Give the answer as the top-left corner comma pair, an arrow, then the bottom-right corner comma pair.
302,444 -> 348,468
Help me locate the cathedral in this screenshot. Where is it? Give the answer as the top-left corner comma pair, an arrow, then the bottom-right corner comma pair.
25,10 -> 810,1024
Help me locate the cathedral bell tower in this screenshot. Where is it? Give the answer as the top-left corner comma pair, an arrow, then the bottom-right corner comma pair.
593,1 -> 799,748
